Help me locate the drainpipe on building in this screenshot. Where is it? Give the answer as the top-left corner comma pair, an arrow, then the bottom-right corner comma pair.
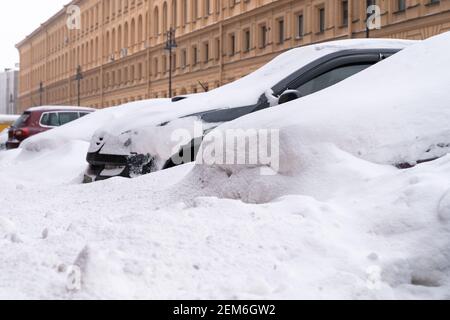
100,0 -> 105,108
348,0 -> 353,38
219,1 -> 224,86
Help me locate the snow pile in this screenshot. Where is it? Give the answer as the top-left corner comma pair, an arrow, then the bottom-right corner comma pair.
192,31 -> 450,203
0,154 -> 449,299
0,35 -> 449,299
0,140 -> 88,186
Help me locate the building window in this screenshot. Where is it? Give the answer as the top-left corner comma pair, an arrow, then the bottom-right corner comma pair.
318,7 -> 325,33
397,0 -> 406,11
259,24 -> 267,48
296,13 -> 304,38
243,29 -> 251,52
192,46 -> 198,66
193,0 -> 199,19
183,0 -> 188,25
205,0 -> 212,16
181,49 -> 187,68
366,0 -> 376,9
214,38 -> 220,60
229,33 -> 236,56
277,18 -> 285,44
342,0 -> 349,26
203,42 -> 209,62
172,53 -> 177,70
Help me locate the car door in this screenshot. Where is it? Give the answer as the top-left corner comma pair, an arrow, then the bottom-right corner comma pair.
39,112 -> 60,133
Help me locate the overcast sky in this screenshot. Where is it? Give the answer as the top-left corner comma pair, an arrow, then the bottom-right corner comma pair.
0,0 -> 68,70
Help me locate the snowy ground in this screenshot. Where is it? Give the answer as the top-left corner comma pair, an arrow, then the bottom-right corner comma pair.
1,33 -> 449,300
0,149 -> 449,299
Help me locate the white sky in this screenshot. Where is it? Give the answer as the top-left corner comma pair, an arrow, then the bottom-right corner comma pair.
0,0 -> 69,70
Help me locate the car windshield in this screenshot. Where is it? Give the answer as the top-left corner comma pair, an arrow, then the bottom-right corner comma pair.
13,112 -> 30,128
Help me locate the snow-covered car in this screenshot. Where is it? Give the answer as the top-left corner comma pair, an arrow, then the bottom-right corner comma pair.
84,39 -> 415,183
193,31 -> 450,204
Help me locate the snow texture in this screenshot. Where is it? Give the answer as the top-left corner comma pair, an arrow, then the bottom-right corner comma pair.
0,34 -> 449,299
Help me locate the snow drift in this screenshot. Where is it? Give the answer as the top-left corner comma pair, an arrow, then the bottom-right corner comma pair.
0,34 -> 449,299
191,31 -> 450,203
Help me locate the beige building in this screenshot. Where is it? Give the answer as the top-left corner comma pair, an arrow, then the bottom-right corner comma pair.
16,0 -> 450,112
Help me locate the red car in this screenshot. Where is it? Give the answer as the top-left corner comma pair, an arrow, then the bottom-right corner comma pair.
6,106 -> 95,150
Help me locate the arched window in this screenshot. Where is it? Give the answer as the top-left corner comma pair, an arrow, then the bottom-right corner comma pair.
118,25 -> 122,50
124,22 -> 129,47
138,15 -> 143,44
154,7 -> 159,36
172,0 -> 177,27
131,18 -> 136,46
163,2 -> 168,32
105,31 -> 110,56
182,0 -> 188,25
112,28 -> 116,54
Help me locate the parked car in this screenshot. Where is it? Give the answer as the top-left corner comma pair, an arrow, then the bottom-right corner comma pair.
6,106 -> 95,150
84,39 -> 415,183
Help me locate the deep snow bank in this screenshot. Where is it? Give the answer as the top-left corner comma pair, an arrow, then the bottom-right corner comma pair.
0,153 -> 449,299
1,35 -> 449,299
190,31 -> 450,203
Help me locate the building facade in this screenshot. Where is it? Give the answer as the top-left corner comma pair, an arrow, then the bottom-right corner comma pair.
16,0 -> 450,112
0,69 -> 19,115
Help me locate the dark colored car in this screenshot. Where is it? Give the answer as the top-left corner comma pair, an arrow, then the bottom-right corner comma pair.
6,106 -> 95,149
84,40 -> 414,182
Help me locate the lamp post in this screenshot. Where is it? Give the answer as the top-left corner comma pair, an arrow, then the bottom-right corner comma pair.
164,28 -> 177,98
39,82 -> 44,106
9,94 -> 14,115
75,65 -> 83,106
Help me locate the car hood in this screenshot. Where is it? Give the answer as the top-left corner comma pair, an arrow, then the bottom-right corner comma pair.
89,116 -> 219,169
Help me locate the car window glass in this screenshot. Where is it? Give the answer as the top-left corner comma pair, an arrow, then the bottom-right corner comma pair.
59,112 -> 79,125
48,113 -> 60,126
40,113 -> 50,126
13,113 -> 30,128
79,112 -> 90,118
296,63 -> 372,97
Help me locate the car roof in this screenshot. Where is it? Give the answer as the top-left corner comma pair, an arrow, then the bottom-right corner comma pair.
26,106 -> 96,113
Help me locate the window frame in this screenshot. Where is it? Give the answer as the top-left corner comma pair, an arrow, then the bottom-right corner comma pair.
39,111 -> 86,128
271,49 -> 401,96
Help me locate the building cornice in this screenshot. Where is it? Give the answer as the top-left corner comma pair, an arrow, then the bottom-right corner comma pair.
15,0 -> 82,49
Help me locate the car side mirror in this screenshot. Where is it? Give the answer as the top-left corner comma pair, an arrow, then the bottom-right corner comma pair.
278,90 -> 302,105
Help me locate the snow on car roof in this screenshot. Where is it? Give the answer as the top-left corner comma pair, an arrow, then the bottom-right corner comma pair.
26,106 -> 96,112
94,38 -> 417,135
